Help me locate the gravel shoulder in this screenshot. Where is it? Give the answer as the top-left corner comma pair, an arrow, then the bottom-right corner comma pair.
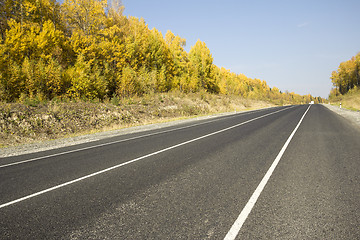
322,104 -> 360,130
0,111 -> 239,158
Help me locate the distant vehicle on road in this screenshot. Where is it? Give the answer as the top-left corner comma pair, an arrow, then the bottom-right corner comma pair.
310,101 -> 314,104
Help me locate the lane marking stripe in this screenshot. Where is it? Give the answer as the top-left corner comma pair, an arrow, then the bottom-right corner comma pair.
224,105 -> 311,240
0,107 -> 287,169
0,106 -> 293,209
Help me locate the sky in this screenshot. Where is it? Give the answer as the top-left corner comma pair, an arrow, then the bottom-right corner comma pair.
121,0 -> 360,98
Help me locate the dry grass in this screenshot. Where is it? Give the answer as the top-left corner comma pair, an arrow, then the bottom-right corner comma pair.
329,88 -> 360,111
0,92 -> 276,147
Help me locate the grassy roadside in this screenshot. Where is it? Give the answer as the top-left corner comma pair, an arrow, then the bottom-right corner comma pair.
329,88 -> 360,111
0,92 -> 276,148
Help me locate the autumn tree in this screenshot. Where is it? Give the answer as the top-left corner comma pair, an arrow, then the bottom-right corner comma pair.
0,0 -> 317,104
330,52 -> 360,96
62,0 -> 106,36
188,40 -> 217,93
0,0 -> 69,101
165,30 -> 189,90
66,54 -> 107,99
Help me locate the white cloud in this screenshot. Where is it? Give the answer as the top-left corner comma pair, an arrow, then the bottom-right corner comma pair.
297,22 -> 310,28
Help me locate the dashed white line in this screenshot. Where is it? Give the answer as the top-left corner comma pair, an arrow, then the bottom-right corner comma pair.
224,105 -> 311,240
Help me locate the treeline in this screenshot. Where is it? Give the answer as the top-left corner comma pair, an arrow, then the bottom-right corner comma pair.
0,0 -> 320,104
330,52 -> 360,97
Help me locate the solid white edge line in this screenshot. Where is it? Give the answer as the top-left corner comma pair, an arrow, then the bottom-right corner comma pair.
0,106 -> 293,209
223,105 -> 311,240
0,106 -> 290,169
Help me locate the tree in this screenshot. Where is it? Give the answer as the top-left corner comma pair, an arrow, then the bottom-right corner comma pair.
0,60 -> 24,101
0,0 -> 63,39
0,0 -> 317,104
330,52 -> 360,95
165,31 -> 187,74
188,40 -> 217,93
66,54 -> 107,99
0,0 -> 21,39
117,65 -> 141,97
62,0 -> 106,36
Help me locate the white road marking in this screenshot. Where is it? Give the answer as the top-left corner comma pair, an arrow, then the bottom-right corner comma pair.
0,106 -> 293,209
0,107 -> 289,168
224,105 -> 311,240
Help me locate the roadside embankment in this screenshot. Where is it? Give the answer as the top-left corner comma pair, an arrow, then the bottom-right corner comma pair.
328,88 -> 360,111
0,92 -> 275,156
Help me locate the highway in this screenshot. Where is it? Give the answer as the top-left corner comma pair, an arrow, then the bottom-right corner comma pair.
0,104 -> 359,239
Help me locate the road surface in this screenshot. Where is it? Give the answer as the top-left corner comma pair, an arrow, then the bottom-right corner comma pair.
0,104 -> 359,239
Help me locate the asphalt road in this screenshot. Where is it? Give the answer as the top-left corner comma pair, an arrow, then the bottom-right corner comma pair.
0,104 -> 359,239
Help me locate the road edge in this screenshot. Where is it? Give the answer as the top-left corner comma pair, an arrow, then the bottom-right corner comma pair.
0,106 -> 280,158
321,104 -> 360,130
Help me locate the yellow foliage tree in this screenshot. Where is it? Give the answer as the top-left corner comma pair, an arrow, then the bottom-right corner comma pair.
66,54 -> 107,99
188,39 -> 217,93
0,0 -> 320,104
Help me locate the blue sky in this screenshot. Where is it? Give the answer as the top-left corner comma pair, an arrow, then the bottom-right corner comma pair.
122,0 -> 360,98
